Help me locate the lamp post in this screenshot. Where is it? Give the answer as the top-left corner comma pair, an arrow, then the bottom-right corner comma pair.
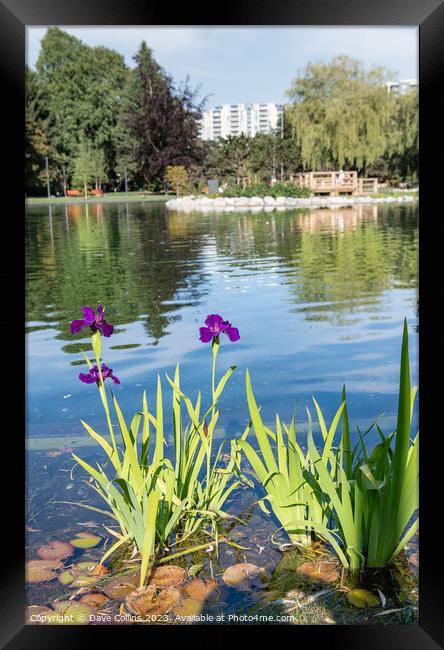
45,156 -> 51,199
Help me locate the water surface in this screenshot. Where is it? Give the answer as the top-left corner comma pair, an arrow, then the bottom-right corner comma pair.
26,201 -> 418,447
25,200 -> 419,624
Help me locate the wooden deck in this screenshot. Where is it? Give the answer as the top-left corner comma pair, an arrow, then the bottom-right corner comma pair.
297,171 -> 378,195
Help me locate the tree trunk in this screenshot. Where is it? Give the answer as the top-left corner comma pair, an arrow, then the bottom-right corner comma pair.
84,177 -> 88,200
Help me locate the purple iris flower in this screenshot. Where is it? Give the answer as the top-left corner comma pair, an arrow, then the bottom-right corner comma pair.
199,314 -> 240,343
79,363 -> 120,386
70,305 -> 114,337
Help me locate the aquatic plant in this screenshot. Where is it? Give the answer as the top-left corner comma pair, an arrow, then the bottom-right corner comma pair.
199,313 -> 240,343
238,320 -> 418,570
70,304 -> 114,337
79,362 -> 120,385
70,308 -> 245,586
302,320 -> 418,569
237,372 -> 343,547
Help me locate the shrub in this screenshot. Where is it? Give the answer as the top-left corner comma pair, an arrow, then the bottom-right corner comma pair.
219,182 -> 311,199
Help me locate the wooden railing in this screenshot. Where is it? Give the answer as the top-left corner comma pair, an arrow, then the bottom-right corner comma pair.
357,178 -> 378,194
297,171 -> 378,195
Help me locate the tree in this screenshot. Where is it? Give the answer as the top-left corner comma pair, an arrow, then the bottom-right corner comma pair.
286,56 -> 394,174
25,66 -> 52,195
71,141 -> 98,198
117,41 -> 206,189
165,165 -> 189,196
385,89 -> 418,181
35,28 -> 127,179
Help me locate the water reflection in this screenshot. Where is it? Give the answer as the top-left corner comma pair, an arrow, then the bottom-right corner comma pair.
26,202 -> 418,343
26,201 -> 418,443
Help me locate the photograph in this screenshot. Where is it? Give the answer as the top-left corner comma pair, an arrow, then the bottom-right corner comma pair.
23,23 -> 421,629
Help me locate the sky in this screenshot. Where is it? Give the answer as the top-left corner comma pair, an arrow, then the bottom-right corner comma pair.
26,26 -> 418,108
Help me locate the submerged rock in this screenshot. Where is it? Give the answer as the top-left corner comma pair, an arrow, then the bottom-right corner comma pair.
182,578 -> 218,602
102,572 -> 141,601
222,563 -> 267,591
295,560 -> 340,585
173,598 -> 203,618
149,565 -> 187,588
79,593 -> 108,608
125,585 -> 181,618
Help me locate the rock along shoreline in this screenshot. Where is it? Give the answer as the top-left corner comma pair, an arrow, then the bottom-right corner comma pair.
166,194 -> 418,212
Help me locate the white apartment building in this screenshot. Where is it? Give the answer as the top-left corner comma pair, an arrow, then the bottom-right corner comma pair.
198,103 -> 284,141
385,79 -> 418,95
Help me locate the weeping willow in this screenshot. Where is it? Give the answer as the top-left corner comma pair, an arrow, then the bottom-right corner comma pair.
286,56 -> 397,173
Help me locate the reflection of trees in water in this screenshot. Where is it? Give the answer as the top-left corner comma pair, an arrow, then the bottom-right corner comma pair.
288,205 -> 418,321
26,202 -> 418,342
26,202 -> 210,342
208,203 -> 418,325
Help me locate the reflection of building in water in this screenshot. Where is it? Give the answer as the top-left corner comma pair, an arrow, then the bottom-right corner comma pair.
297,205 -> 378,234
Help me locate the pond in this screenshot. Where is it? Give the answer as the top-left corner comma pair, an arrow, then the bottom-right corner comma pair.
25,201 -> 419,625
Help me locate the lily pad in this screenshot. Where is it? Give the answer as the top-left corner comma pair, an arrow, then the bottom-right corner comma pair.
58,561 -> 104,586
69,532 -> 102,549
347,589 -> 381,608
71,561 -> 98,575
149,565 -> 187,588
173,598 -> 203,618
25,605 -> 53,624
183,578 -> 218,602
79,593 -> 108,608
58,570 -> 75,586
126,585 -> 181,618
49,600 -> 95,624
71,575 -> 102,588
25,560 -> 60,583
103,573 -> 141,601
222,563 -> 266,591
36,541 -> 74,561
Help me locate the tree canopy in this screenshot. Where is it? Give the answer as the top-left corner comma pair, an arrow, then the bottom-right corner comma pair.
25,33 -> 418,196
117,42 -> 206,189
286,56 -> 396,174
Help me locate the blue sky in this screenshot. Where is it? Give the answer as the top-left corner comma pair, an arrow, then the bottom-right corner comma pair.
26,27 -> 418,107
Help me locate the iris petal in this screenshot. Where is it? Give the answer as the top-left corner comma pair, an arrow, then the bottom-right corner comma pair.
81,307 -> 95,323
79,371 -> 97,384
224,326 -> 240,342
199,327 -> 213,343
205,314 -> 224,330
70,319 -> 88,334
100,320 -> 114,337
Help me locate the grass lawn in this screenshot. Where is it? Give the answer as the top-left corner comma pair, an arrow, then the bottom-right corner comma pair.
26,191 -> 176,205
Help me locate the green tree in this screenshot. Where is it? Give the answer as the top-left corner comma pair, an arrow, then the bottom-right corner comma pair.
71,141 -> 97,197
385,89 -> 418,181
25,66 -> 52,195
35,28 -> 127,180
117,42 -> 205,189
286,56 -> 394,174
165,165 -> 189,196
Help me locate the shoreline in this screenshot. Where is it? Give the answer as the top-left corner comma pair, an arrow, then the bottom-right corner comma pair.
25,194 -> 174,206
166,194 -> 418,212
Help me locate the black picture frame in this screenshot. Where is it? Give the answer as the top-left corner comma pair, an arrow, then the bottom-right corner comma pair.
2,0 -> 444,646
